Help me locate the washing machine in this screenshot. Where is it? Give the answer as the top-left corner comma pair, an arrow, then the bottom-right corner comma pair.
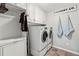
29,25 -> 49,56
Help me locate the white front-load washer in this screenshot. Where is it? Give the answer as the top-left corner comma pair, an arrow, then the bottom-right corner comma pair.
29,25 -> 49,56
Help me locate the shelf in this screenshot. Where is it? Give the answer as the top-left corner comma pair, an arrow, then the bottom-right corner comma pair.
6,3 -> 26,12
28,21 -> 46,26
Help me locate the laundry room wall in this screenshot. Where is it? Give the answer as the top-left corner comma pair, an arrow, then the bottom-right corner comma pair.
46,3 -> 79,53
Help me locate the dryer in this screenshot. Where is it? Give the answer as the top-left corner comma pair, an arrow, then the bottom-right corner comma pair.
48,27 -> 53,45
45,26 -> 53,53
29,25 -> 49,56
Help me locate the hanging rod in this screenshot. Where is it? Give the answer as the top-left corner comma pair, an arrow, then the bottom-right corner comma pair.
54,5 -> 77,14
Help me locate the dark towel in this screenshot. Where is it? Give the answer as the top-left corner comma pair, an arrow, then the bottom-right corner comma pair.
19,12 -> 28,32
19,12 -> 25,23
22,15 -> 28,31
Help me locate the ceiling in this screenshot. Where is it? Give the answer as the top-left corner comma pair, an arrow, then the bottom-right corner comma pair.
36,3 -> 77,13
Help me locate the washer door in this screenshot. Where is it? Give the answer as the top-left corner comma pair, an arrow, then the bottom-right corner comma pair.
42,30 -> 48,43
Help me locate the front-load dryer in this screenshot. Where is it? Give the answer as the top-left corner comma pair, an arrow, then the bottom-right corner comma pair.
44,26 -> 53,53
48,27 -> 53,45
29,25 -> 49,56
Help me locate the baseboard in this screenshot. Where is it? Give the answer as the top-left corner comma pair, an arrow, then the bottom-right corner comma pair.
53,45 -> 79,55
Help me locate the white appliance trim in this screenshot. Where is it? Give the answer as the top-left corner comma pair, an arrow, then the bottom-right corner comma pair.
31,43 -> 52,56
31,42 -> 52,52
53,45 -> 79,55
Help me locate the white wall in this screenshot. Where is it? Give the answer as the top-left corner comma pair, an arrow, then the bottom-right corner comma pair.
46,4 -> 79,53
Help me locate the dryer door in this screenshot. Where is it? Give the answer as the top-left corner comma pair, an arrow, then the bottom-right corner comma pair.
49,30 -> 53,39
49,27 -> 53,39
41,30 -> 48,43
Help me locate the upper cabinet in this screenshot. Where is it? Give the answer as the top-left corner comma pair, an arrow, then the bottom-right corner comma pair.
26,4 -> 46,24
26,4 -> 36,23
35,6 -> 46,24
15,3 -> 26,9
10,3 -> 26,10
6,3 -> 26,14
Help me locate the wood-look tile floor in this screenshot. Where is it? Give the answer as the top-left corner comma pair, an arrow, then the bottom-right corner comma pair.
46,47 -> 79,56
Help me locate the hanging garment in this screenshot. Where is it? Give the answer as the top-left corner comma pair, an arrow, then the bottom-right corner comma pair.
64,15 -> 74,37
19,12 -> 28,32
19,12 -> 25,31
23,15 -> 28,31
19,12 -> 25,23
0,3 -> 8,13
57,16 -> 63,38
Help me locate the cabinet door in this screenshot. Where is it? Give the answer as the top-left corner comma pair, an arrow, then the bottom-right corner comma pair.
27,4 -> 35,22
3,40 -> 26,56
0,47 -> 2,56
11,3 -> 26,9
35,6 -> 46,23
16,3 -> 26,9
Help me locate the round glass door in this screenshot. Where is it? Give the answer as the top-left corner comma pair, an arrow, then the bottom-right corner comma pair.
42,31 -> 48,43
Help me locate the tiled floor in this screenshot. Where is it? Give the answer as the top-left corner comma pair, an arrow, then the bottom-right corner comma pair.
46,47 -> 79,56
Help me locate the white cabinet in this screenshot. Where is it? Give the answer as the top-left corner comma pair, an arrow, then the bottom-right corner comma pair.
26,4 -> 36,22
10,3 -> 26,9
0,47 -> 2,56
35,7 -> 46,23
26,4 -> 46,24
2,40 -> 26,56
16,3 -> 26,9
0,47 -> 1,56
0,39 -> 27,56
